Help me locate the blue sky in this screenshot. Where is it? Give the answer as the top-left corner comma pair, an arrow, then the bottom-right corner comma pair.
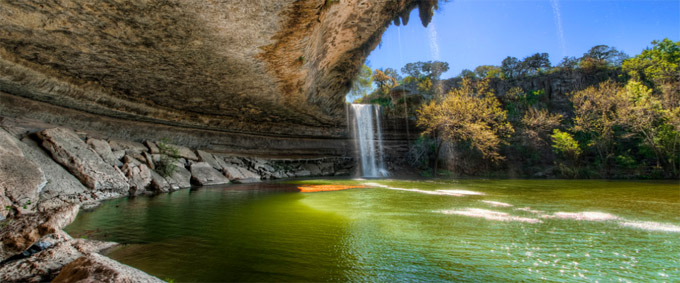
366,0 -> 680,79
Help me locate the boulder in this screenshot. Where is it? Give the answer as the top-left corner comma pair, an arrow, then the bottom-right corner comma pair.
319,162 -> 335,176
111,150 -> 125,161
121,161 -> 152,196
196,150 -> 223,170
223,165 -> 261,183
52,253 -> 164,283
0,237 -> 117,283
16,137 -> 93,211
142,151 -> 155,169
149,170 -> 171,193
294,169 -> 311,177
86,138 -> 121,167
108,139 -> 147,154
37,128 -> 129,194
0,129 -> 46,216
144,140 -> 159,154
301,163 -> 322,176
164,160 -> 191,189
190,162 -> 230,186
0,204 -> 79,261
173,144 -> 199,161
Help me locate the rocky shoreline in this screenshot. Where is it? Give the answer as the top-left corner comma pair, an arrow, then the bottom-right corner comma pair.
0,122 -> 353,282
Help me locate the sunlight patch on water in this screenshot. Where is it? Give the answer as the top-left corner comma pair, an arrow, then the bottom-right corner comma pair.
439,208 -> 542,224
618,221 -> 680,233
363,182 -> 484,196
481,200 -> 513,207
543,212 -> 620,221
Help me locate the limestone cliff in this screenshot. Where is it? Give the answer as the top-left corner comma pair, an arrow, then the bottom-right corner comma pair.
0,0 -> 434,146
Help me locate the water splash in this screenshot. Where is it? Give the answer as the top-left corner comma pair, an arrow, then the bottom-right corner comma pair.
427,22 -> 440,60
351,104 -> 388,177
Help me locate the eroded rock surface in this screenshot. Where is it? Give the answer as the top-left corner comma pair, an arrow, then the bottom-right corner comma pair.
0,204 -> 79,262
52,253 -> 164,283
0,236 -> 117,283
37,128 -> 129,194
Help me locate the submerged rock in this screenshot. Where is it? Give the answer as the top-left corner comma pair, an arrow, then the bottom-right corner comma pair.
190,162 -> 230,186
37,127 -> 129,194
52,253 -> 164,283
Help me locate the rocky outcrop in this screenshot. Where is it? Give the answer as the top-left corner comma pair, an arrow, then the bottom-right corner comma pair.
52,253 -> 164,283
37,128 -> 129,194
87,138 -> 122,167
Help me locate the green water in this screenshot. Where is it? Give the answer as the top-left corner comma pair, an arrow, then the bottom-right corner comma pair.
65,180 -> 680,282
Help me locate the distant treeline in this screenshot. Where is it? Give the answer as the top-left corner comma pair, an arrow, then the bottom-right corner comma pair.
352,39 -> 679,179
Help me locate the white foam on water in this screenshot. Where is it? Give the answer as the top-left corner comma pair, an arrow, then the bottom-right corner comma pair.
482,200 -> 513,207
619,221 -> 680,233
544,212 -> 620,221
439,208 -> 542,224
363,183 -> 484,196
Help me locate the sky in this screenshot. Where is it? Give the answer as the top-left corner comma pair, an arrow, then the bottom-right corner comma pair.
365,0 -> 680,79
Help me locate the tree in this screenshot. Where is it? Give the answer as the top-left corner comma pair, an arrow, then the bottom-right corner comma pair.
401,61 -> 449,80
580,45 -> 628,69
474,65 -> 503,79
417,78 -> 513,175
522,53 -> 551,75
348,64 -> 373,102
570,81 -> 623,174
459,69 -> 477,79
557,56 -> 579,70
501,56 -> 521,79
616,80 -> 679,175
372,69 -> 397,93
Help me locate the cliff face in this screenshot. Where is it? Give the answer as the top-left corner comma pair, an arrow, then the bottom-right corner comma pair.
0,0 -> 430,144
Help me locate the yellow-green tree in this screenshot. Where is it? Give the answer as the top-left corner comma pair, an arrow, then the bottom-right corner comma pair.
417,78 -> 513,175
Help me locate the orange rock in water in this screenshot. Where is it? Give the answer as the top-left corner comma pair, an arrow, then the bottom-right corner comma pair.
297,185 -> 367,193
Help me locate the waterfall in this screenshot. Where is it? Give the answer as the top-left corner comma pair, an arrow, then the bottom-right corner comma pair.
350,104 -> 388,178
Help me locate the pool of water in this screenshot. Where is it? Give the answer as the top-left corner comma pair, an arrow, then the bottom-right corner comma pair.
65,179 -> 680,282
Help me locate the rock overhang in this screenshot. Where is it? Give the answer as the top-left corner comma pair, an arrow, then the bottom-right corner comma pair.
0,0 -> 436,139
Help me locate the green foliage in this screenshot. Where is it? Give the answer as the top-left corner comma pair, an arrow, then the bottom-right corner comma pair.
622,38 -> 679,87
156,138 -> 180,177
551,129 -> 582,160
